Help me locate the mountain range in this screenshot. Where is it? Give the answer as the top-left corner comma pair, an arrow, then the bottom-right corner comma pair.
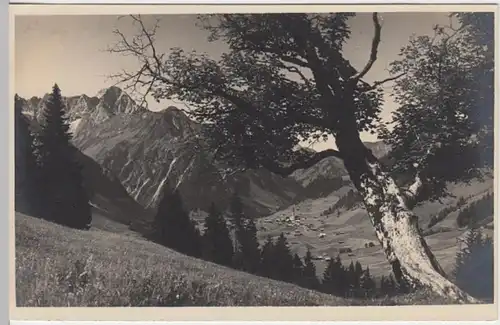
19,86 -> 392,227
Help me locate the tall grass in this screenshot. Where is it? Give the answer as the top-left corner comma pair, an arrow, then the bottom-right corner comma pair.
15,213 -> 453,307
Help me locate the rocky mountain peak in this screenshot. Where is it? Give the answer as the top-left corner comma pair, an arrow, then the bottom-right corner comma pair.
18,86 -> 148,124
95,86 -> 145,117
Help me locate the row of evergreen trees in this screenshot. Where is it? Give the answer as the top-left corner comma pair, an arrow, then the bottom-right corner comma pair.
456,192 -> 493,228
321,189 -> 362,216
15,84 -> 92,229
152,187 -> 404,299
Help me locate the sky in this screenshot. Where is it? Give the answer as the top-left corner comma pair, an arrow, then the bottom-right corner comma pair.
15,12 -> 453,151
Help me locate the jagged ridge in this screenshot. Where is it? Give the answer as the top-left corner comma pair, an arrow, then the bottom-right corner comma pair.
19,87 -> 304,220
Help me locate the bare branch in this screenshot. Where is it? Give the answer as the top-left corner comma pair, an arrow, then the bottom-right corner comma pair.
366,72 -> 406,91
282,64 -> 312,88
106,15 -> 170,109
260,148 -> 343,177
348,13 -> 382,84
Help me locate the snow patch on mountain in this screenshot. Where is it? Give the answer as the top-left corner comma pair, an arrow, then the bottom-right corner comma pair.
69,118 -> 82,134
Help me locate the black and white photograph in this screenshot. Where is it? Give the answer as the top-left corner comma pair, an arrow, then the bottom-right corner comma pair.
12,4 -> 496,315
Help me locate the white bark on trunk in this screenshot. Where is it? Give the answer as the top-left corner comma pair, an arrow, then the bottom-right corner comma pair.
357,158 -> 479,303
333,122 -> 478,303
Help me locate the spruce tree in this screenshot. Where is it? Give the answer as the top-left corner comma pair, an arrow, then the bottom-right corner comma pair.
273,233 -> 294,282
387,274 -> 397,296
322,258 -> 338,295
202,202 -> 234,266
292,253 -> 304,285
360,267 -> 376,298
322,255 -> 347,296
14,94 -> 40,216
241,216 -> 261,274
379,276 -> 388,296
154,185 -> 201,257
229,192 -> 260,273
346,261 -> 356,295
453,227 -> 494,300
355,261 -> 364,288
36,84 -> 91,229
302,250 -> 320,290
259,236 -> 275,278
228,191 -> 244,252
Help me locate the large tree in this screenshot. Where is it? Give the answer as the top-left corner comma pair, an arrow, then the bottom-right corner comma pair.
109,12 -> 492,302
36,84 -> 92,230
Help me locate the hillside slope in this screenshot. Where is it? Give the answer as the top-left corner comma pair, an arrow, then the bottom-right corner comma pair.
15,213 -> 451,307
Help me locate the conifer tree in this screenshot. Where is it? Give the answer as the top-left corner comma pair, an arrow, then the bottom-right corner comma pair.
228,191 -> 244,250
202,202 -> 234,266
241,216 -> 261,274
354,261 -> 363,289
14,94 -> 40,216
229,192 -> 260,273
259,236 -> 275,278
379,276 -> 388,295
292,253 -> 304,284
153,185 -> 201,257
453,227 -> 494,300
302,249 -> 320,290
273,233 -> 294,282
347,261 -> 356,294
322,255 -> 347,296
360,267 -> 376,298
36,84 -> 91,229
387,274 -> 397,296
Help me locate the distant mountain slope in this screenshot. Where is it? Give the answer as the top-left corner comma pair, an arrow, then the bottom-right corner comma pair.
289,141 -> 391,199
19,88 -> 303,218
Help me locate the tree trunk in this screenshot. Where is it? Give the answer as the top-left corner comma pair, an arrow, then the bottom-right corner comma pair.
334,125 -> 478,303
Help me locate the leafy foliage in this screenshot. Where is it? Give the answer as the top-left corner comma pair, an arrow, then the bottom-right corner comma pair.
381,13 -> 494,200
110,13 -> 385,174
